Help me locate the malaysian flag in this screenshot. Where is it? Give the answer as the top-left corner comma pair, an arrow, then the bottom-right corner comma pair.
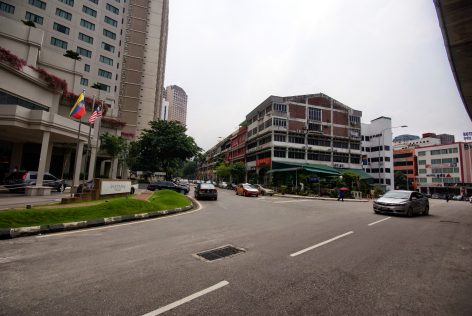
88,105 -> 102,124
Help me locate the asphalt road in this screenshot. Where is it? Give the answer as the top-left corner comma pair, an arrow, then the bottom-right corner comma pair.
1,189 -> 471,315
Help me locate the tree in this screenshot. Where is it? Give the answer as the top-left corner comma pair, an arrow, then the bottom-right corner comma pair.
394,171 -> 407,189
231,162 -> 246,183
181,160 -> 197,179
215,162 -> 231,181
63,50 -> 81,60
135,120 -> 201,177
100,133 -> 127,178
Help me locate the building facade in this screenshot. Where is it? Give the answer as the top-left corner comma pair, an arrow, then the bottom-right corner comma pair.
416,142 -> 472,196
361,117 -> 395,192
165,85 -> 187,125
393,148 -> 418,190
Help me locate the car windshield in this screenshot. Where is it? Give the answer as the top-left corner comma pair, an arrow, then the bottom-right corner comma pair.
382,191 -> 411,199
243,184 -> 257,189
200,184 -> 215,189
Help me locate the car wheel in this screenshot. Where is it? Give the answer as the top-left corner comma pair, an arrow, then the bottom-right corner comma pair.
407,206 -> 414,217
423,205 -> 429,216
374,209 -> 380,214
235,191 -> 238,195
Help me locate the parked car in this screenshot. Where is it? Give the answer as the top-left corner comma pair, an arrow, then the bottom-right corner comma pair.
4,171 -> 66,193
218,181 -> 228,189
194,183 -> 218,200
147,181 -> 189,194
235,183 -> 259,197
373,190 -> 429,217
176,179 -> 190,190
431,193 -> 445,199
253,184 -> 274,196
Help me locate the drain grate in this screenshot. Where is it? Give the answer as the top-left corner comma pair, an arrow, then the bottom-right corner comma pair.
196,245 -> 245,261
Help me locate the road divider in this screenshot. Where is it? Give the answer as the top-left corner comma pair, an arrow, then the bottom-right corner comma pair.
142,280 -> 229,315
290,231 -> 354,257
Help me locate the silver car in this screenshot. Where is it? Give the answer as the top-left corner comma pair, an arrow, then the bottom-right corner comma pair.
373,190 -> 429,217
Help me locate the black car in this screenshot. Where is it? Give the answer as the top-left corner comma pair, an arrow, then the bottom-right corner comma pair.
194,183 -> 217,200
4,171 -> 66,193
147,181 -> 189,194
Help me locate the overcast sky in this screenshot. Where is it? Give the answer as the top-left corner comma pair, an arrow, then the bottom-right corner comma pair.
164,0 -> 472,151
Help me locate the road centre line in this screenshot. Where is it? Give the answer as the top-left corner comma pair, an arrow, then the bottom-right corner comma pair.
290,231 -> 354,257
36,200 -> 203,238
368,217 -> 391,226
142,281 -> 229,316
274,199 -> 311,204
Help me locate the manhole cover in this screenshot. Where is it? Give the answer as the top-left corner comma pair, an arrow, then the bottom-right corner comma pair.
196,245 -> 245,261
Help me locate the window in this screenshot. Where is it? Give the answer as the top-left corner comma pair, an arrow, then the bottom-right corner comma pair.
273,103 -> 287,113
87,0 -> 98,4
97,83 -> 110,92
103,29 -> 116,40
350,142 -> 360,150
53,22 -> 70,35
393,153 -> 413,159
308,108 -> 321,121
78,33 -> 93,44
274,134 -> 286,142
431,159 -> 442,165
449,147 -> 458,153
80,78 -> 88,86
99,55 -> 113,66
418,160 -> 426,165
50,37 -> 67,49
308,151 -> 331,162
101,42 -> 115,53
333,154 -> 349,163
84,64 -> 90,72
274,147 -> 286,158
0,2 -> 15,14
28,0 -> 46,10
288,148 -> 305,159
288,135 -> 304,144
104,16 -> 117,27
349,115 -> 361,125
308,137 -> 330,147
55,8 -> 72,20
418,178 -> 427,183
80,19 -> 95,30
333,140 -> 348,148
273,118 -> 287,127
417,151 -> 426,156
59,0 -> 74,5
82,5 -> 97,17
98,69 -> 112,79
76,46 -> 92,58
419,169 -> 426,174
106,3 -> 119,14
431,149 -> 441,155
25,11 -> 43,24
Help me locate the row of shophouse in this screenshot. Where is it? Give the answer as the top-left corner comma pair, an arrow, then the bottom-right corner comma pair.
199,94 -> 472,196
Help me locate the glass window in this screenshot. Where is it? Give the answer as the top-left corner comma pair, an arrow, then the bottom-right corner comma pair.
80,19 -> 95,30
58,0 -> 74,6
53,22 -> 70,35
104,16 -> 117,27
273,103 -> 287,113
98,69 -> 112,79
417,151 -> 426,156
273,118 -> 287,127
274,134 -> 285,142
99,55 -> 113,66
418,160 -> 426,165
28,0 -> 46,10
80,78 -> 88,86
97,83 -> 110,92
419,169 -> 427,174
84,64 -> 90,72
103,29 -> 116,40
0,2 -> 15,14
308,108 -> 321,121
55,8 -> 72,20
25,11 -> 43,24
106,3 -> 119,14
101,42 -> 115,53
76,46 -> 92,58
87,0 -> 98,4
82,5 -> 97,17
50,37 -> 67,49
78,32 -> 93,44
274,147 -> 286,158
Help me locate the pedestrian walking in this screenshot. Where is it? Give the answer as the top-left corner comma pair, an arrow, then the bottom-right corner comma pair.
446,194 -> 450,203
337,189 -> 344,201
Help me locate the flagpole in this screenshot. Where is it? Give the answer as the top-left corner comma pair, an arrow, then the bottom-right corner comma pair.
92,99 -> 104,179
72,89 -> 85,197
82,95 -> 95,186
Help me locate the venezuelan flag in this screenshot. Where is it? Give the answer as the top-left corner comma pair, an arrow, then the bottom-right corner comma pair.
69,92 -> 86,119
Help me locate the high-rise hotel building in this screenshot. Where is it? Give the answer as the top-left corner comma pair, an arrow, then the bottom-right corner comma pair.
0,0 -> 169,139
165,85 -> 187,125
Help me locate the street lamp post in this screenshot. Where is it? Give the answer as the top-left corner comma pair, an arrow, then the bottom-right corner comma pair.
377,125 -> 407,191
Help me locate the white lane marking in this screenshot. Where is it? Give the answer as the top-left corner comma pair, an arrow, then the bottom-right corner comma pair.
368,217 -> 391,226
274,199 -> 311,204
290,231 -> 354,257
36,200 -> 203,238
142,281 -> 229,316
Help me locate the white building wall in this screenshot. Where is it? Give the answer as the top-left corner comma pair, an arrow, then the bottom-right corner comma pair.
361,117 -> 395,191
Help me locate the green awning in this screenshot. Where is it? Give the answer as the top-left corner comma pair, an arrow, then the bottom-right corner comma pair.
304,167 -> 340,176
267,167 -> 302,174
336,168 -> 374,180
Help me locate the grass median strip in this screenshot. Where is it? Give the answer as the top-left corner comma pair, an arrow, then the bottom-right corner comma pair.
0,190 -> 191,229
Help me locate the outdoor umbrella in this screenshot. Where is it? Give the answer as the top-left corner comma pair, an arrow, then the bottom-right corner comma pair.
339,187 -> 349,191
